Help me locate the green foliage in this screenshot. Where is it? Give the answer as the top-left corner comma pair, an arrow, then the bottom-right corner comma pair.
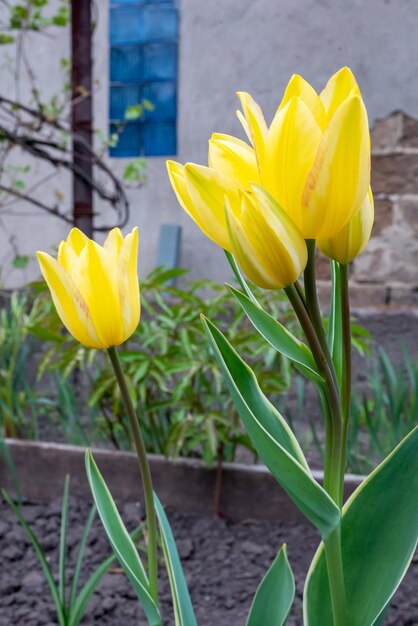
304,426 -> 418,626
86,451 -> 161,626
346,347 -> 418,474
246,545 -> 294,626
2,475 -> 128,626
32,267 -> 295,464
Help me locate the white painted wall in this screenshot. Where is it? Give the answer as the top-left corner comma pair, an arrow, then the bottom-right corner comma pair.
1,0 -> 417,286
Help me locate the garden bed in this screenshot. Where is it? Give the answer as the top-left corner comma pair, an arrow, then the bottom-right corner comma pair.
0,439 -> 363,522
0,494 -> 417,626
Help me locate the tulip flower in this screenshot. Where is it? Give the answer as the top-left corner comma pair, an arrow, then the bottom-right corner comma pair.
167,66 -> 371,247
37,227 -> 140,349
226,185 -> 307,289
317,187 -> 374,264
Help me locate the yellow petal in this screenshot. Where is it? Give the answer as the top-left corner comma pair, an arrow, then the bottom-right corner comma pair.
264,96 -> 322,232
117,227 -> 140,340
103,227 -> 124,260
236,92 -> 268,175
302,95 -> 370,239
278,74 -> 327,130
66,227 -> 89,255
73,240 -> 124,347
317,187 -> 374,264
183,163 -> 241,252
208,133 -> 259,188
319,67 -> 361,122
37,251 -> 104,349
225,186 -> 307,290
166,160 -> 196,220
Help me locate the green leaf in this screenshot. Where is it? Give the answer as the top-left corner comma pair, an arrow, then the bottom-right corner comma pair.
154,494 -> 198,626
68,504 -> 96,613
59,474 -> 70,608
202,316 -> 340,538
85,450 -> 161,626
246,545 -> 295,626
2,489 -> 66,626
227,285 -> 322,383
69,551 -> 116,626
327,261 -> 343,386
304,426 -> 418,626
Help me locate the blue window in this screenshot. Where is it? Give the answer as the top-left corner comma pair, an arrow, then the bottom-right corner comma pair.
109,0 -> 178,157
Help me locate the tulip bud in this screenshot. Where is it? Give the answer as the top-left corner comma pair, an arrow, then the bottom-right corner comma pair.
225,185 -> 307,289
317,188 -> 374,264
37,227 -> 140,349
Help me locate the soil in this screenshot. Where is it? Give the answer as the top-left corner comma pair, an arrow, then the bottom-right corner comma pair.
0,497 -> 417,626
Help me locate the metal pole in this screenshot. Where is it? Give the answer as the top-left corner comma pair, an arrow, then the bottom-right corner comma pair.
71,0 -> 94,236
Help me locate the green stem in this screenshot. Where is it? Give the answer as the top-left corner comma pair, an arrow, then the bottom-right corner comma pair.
324,525 -> 347,626
107,346 -> 159,607
339,263 -> 351,497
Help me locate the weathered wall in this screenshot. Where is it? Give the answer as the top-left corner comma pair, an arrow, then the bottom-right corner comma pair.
0,0 -> 417,307
317,112 -> 418,307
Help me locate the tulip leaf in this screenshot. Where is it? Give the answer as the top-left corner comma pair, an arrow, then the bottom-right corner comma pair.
327,261 -> 343,387
202,315 -> 340,538
227,284 -> 322,383
304,426 -> 418,626
85,450 -> 161,626
246,545 -> 295,626
154,494 -> 198,626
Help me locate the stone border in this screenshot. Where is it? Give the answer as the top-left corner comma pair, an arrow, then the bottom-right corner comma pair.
0,440 -> 364,523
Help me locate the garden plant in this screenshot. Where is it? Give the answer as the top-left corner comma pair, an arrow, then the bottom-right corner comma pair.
36,67 -> 418,625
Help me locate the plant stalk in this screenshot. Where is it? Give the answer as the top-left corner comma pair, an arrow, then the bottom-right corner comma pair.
107,346 -> 159,606
339,263 -> 351,497
324,524 -> 347,626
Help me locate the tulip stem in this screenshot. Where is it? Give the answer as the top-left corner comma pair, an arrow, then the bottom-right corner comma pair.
107,346 -> 159,608
339,263 -> 351,498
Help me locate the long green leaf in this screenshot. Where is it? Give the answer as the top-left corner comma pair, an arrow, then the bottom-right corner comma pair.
227,285 -> 322,383
69,551 -> 116,626
2,489 -> 66,626
154,494 -> 198,626
59,474 -> 70,609
68,504 -> 97,613
304,426 -> 418,626
246,545 -> 294,626
202,316 -> 340,539
85,450 -> 161,626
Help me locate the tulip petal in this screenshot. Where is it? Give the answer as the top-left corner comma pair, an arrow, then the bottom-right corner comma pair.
208,133 -> 259,189
74,241 -> 124,347
317,187 -> 374,264
37,252 -> 104,348
66,227 -> 89,255
264,97 -> 322,232
302,95 -> 370,239
117,227 -> 141,340
279,74 -> 326,130
319,67 -> 360,122
225,187 -> 307,290
166,160 -> 195,219
236,92 -> 268,175
103,227 -> 124,260
183,163 -> 241,252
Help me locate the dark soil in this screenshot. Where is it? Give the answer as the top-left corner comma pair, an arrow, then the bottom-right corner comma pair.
0,496 -> 417,626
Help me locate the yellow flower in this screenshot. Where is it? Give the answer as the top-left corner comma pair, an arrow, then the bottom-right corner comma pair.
317,188 -> 374,264
37,227 -> 140,349
168,67 -> 371,248
225,185 -> 308,289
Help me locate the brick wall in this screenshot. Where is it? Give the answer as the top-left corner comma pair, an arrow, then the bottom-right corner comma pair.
317,112 -> 418,308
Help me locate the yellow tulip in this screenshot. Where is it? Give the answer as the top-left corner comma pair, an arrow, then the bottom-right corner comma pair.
226,185 -> 307,289
37,227 -> 140,349
317,188 -> 374,265
167,67 -> 371,269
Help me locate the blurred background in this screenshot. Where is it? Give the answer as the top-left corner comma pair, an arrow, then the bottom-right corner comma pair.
0,0 -> 417,307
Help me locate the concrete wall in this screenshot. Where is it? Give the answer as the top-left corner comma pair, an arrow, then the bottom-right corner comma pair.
1,0 -> 418,304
